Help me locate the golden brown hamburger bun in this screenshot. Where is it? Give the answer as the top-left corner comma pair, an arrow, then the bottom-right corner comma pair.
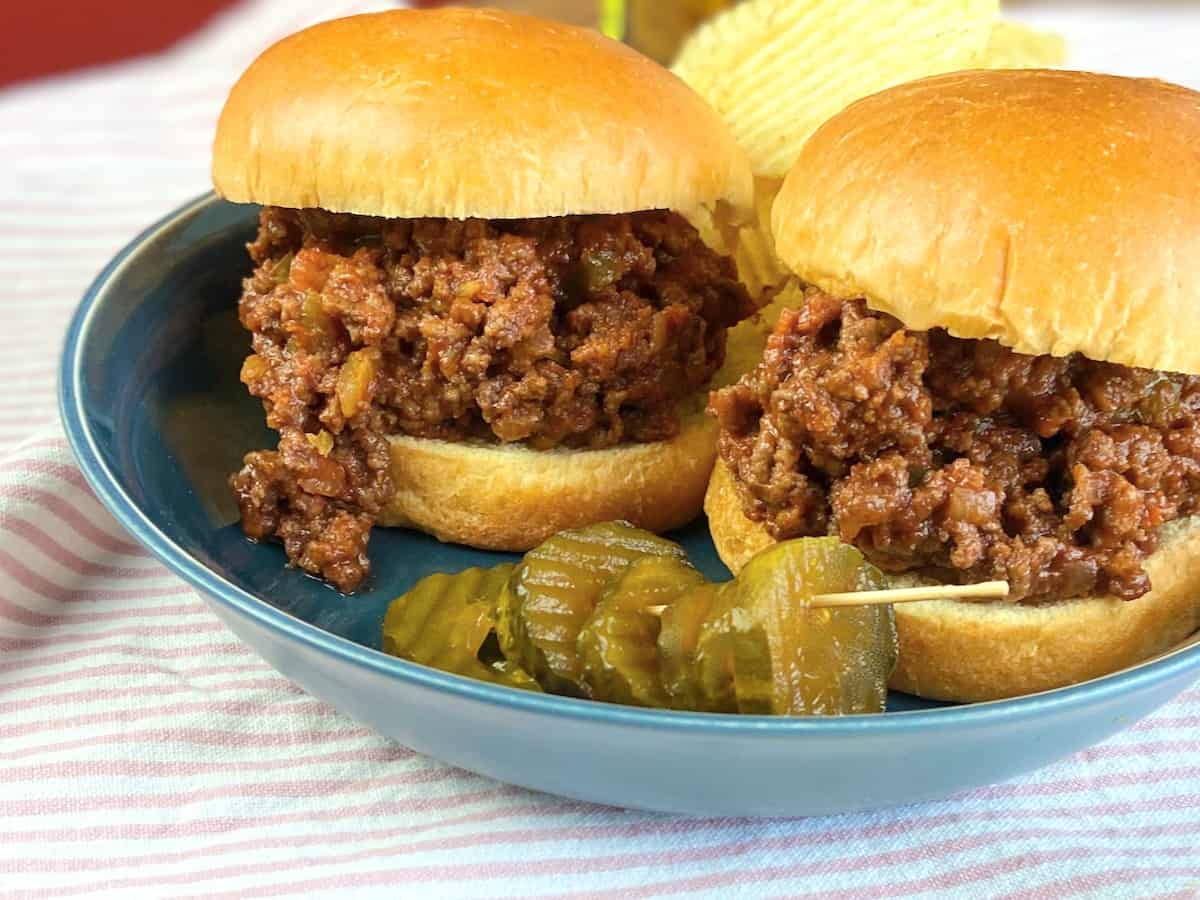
772,69 -> 1200,375
706,460 -> 1200,702
382,412 -> 717,551
213,8 -> 757,550
212,8 -> 753,221
703,457 -> 776,574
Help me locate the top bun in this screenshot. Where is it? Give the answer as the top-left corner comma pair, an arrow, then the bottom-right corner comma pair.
213,8 -> 753,221
772,69 -> 1200,375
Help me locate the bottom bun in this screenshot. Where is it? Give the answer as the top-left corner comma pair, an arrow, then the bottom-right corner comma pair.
379,412 -> 718,551
705,459 -> 1200,702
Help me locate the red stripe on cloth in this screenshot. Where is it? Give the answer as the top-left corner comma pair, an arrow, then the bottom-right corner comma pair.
145,851 -> 1200,900
1135,715 -> 1200,729
2,514 -> 165,578
0,786 -> 525,845
542,853 -> 1200,900
0,619 -> 228,655
0,767 -> 461,818
3,814 -> 734,875
0,719 -> 373,762
0,547 -> 190,602
787,860 -> 1200,900
11,812 -> 1200,888
998,868 -> 1200,900
1075,739 -> 1200,761
0,744 -> 410,784
0,660 -> 267,694
0,675 -> 295,716
0,434 -> 67,452
0,595 -> 206,630
0,795 -> 1191,859
967,766 -> 1200,800
0,593 -> 65,627
0,457 -> 93,487
0,485 -> 142,554
0,695 -> 332,741
0,640 -> 254,680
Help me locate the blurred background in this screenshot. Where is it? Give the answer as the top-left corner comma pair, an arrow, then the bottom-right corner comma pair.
3,1 -> 1198,88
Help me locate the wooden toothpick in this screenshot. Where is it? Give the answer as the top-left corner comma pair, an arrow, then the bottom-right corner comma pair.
806,580 -> 1010,608
644,580 -> 1009,615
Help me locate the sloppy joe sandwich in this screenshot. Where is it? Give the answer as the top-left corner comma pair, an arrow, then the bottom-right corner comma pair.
212,8 -> 755,591
706,69 -> 1200,701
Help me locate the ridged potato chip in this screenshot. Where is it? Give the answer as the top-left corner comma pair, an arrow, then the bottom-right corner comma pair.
692,179 -> 789,305
978,20 -> 1067,68
672,0 -> 999,178
670,1 -> 769,101
731,177 -> 790,300
674,3 -> 1067,312
714,279 -> 809,387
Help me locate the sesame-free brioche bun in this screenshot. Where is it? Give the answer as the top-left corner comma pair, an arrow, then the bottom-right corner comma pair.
212,8 -> 753,221
705,460 -> 1200,702
382,412 -> 717,551
772,69 -> 1200,375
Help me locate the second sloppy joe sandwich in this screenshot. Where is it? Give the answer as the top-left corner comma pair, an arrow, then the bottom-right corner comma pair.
706,69 -> 1200,701
212,8 -> 755,592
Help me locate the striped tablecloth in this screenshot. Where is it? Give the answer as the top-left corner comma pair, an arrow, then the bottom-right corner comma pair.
2,1 -> 1199,896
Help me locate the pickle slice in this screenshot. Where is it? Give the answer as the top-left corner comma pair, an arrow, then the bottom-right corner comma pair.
578,557 -> 705,707
482,657 -> 542,691
382,564 -> 539,690
657,582 -> 728,712
691,582 -> 744,713
697,538 -> 898,715
497,521 -> 687,696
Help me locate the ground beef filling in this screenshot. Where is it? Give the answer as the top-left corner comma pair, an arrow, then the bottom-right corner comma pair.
710,289 -> 1200,603
231,207 -> 753,592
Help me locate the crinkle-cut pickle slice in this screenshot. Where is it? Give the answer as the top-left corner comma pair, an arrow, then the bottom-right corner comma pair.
696,538 -> 898,715
497,521 -> 687,696
382,564 -> 539,690
658,582 -> 724,711
578,556 -> 705,708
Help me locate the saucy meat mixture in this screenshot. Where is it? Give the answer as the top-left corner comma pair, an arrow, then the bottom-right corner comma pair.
232,207 -> 753,591
710,289 -> 1200,603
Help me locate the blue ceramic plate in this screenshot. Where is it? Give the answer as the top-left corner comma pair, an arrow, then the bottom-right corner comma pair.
60,194 -> 1200,816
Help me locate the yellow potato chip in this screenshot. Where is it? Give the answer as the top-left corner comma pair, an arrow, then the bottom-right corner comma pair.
733,224 -> 785,300
977,19 -> 1067,68
690,178 -> 787,302
688,203 -> 738,259
673,0 -> 999,178
714,279 -> 807,388
671,2 -> 772,99
731,176 -> 790,300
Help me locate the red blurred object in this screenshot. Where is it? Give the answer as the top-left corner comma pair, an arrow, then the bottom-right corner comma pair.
0,0 -> 241,87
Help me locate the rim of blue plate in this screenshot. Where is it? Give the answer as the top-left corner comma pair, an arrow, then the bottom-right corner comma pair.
58,191 -> 1200,736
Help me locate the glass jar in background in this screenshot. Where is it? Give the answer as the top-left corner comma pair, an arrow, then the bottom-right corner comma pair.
600,0 -> 741,63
